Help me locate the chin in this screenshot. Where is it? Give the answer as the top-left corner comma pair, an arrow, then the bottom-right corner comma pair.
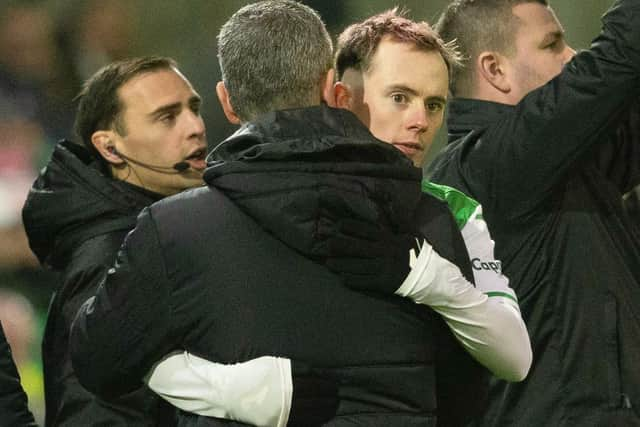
183,176 -> 205,189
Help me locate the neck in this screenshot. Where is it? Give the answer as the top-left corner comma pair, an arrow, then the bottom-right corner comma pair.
110,164 -> 170,197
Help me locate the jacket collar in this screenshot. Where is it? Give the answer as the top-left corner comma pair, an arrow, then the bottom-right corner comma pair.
447,98 -> 515,142
22,140 -> 162,267
201,106 -> 422,261
208,104 -> 405,164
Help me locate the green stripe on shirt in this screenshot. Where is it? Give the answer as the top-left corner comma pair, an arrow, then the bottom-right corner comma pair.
422,181 -> 480,229
486,291 -> 519,304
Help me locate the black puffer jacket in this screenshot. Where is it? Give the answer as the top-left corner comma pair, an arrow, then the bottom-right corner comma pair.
70,106 -> 487,427
22,140 -> 175,426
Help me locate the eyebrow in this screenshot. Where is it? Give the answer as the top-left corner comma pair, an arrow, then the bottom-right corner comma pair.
540,30 -> 564,46
149,95 -> 201,119
189,95 -> 202,108
426,95 -> 447,105
387,84 -> 420,97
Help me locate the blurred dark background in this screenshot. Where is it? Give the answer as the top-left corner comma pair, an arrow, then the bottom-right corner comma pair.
0,0 -> 614,423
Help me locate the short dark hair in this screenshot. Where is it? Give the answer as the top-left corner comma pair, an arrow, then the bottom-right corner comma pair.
217,0 -> 333,122
335,8 -> 461,80
73,56 -> 177,159
436,0 -> 548,96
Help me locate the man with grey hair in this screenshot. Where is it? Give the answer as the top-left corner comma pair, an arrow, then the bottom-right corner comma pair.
427,0 -> 640,425
70,1 -> 488,426
214,0 -> 333,122
140,8 -> 532,426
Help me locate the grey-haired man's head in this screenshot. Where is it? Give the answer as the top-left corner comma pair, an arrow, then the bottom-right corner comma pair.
216,0 -> 334,123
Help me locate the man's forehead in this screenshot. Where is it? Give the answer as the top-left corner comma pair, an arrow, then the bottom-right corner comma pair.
368,42 -> 448,89
369,38 -> 444,67
513,3 -> 564,35
118,68 -> 196,111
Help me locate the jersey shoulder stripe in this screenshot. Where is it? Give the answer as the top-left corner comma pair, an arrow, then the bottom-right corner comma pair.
422,181 -> 480,229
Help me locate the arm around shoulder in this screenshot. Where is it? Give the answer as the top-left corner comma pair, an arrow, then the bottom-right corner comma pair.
396,241 -> 532,381
146,352 -> 292,427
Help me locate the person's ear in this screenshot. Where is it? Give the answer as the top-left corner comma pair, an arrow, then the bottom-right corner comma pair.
321,68 -> 336,107
91,130 -> 124,165
333,81 -> 354,110
216,81 -> 241,124
478,51 -> 510,93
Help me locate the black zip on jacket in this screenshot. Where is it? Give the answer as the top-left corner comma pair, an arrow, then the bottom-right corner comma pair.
70,106 -> 487,427
427,1 -> 640,426
22,140 -> 175,426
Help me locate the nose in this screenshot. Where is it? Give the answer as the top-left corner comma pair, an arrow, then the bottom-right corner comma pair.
408,106 -> 429,134
186,110 -> 206,139
562,44 -> 576,65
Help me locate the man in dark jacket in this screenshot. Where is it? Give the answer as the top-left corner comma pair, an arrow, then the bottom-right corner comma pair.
0,322 -> 36,426
21,57 -> 207,426
142,10 -> 533,425
427,0 -> 640,426
69,1 -> 488,426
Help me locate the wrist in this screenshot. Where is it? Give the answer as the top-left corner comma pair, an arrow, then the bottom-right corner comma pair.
395,243 -> 437,303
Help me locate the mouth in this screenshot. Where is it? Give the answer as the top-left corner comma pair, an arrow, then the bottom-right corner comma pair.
185,147 -> 207,171
391,142 -> 423,158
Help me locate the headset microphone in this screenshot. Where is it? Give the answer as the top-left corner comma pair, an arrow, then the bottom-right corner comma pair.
172,161 -> 190,172
110,147 -> 191,173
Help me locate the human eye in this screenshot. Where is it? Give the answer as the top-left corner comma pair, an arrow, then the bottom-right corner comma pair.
543,34 -> 565,52
427,101 -> 444,113
545,40 -> 559,50
391,93 -> 408,104
190,100 -> 202,115
159,112 -> 177,124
